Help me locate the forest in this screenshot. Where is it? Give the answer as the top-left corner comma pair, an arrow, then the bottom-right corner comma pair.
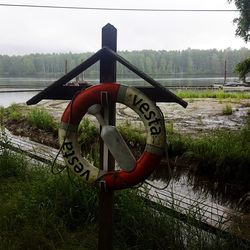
0,47 -> 249,78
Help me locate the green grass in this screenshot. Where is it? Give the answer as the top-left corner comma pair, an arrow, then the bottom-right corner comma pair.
1,104 -> 250,248
1,104 -> 58,133
77,117 -> 250,188
0,143 -> 98,250
165,121 -> 174,134
4,103 -> 24,121
0,147 -> 249,250
27,107 -> 57,131
117,120 -> 146,155
176,90 -> 250,99
146,116 -> 250,187
0,106 -> 4,126
117,120 -> 146,144
78,118 -> 100,167
114,188 -> 250,250
78,118 -> 99,145
0,148 -> 29,179
222,104 -> 233,115
2,103 -> 249,191
168,121 -> 250,186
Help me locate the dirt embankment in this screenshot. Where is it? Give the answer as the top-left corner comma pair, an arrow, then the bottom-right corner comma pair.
4,118 -> 59,149
4,98 -> 250,149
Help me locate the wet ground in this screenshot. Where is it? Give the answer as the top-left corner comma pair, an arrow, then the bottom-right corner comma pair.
35,98 -> 250,133
158,99 -> 250,133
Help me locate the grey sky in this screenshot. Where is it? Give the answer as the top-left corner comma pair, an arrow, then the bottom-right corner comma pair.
0,0 -> 248,55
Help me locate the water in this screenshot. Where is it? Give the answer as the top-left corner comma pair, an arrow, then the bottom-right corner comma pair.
0,76 -> 239,89
0,77 -> 95,107
118,76 -> 239,87
0,91 -> 39,107
0,77 -> 50,107
144,177 -> 232,228
0,76 -> 240,107
0,77 -> 55,89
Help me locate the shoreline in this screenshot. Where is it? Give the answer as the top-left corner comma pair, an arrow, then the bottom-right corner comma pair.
34,98 -> 250,134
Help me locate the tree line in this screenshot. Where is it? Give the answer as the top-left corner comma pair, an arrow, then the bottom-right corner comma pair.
0,48 -> 249,78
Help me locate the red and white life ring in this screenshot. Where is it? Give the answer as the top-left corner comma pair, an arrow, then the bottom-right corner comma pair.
58,83 -> 166,190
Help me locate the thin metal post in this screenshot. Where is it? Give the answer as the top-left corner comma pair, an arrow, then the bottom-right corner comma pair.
98,23 -> 117,250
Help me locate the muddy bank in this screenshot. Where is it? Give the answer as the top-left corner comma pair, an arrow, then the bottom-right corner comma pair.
4,118 -> 59,149
34,98 -> 250,134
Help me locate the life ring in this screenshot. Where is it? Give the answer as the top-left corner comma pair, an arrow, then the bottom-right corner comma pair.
58,83 -> 166,190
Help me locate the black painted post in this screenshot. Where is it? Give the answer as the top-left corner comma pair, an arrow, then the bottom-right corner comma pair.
98,23 -> 117,250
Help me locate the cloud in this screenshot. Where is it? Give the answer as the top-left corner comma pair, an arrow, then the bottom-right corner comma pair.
0,0 -> 247,55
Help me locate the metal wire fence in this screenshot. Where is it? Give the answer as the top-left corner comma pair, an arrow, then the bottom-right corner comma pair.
0,129 -> 246,239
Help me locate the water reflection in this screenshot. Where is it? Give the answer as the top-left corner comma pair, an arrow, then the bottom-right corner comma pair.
153,162 -> 249,209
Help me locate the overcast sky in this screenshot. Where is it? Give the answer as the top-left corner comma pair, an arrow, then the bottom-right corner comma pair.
0,0 -> 249,55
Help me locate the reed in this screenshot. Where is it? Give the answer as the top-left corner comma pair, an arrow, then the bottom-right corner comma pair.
4,103 -> 24,120
222,105 -> 233,115
180,124 -> 250,185
0,106 -> 4,126
27,107 -> 57,131
0,139 -> 29,179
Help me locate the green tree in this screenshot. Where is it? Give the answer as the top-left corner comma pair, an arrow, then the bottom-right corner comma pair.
234,56 -> 250,83
1,49 -> 250,77
228,0 -> 250,42
211,54 -> 221,75
23,57 -> 35,75
186,53 -> 194,74
0,57 -> 5,76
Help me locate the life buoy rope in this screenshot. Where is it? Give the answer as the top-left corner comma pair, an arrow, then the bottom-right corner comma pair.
58,83 -> 166,190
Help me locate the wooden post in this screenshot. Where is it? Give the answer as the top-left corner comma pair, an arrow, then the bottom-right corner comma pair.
224,60 -> 227,85
81,59 -> 84,81
64,60 -> 68,74
98,23 -> 117,250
